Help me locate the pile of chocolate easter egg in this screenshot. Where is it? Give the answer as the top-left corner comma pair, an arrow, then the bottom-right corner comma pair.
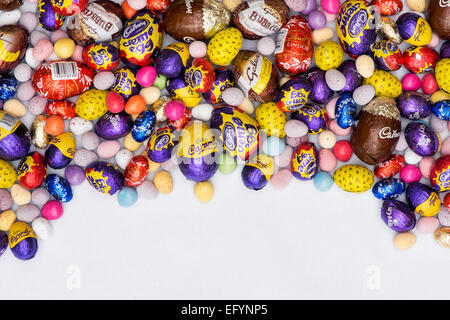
0,0 -> 450,260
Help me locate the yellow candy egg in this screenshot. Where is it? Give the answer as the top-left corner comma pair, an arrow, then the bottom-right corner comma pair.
363,70 -> 402,98
431,90 -> 450,104
194,181 -> 214,203
314,40 -> 343,71
75,89 -> 108,120
333,164 -> 374,193
207,28 -> 243,66
255,102 -> 287,138
124,133 -> 142,152
435,58 -> 450,94
0,159 -> 16,188
154,170 -> 173,194
54,38 -> 76,59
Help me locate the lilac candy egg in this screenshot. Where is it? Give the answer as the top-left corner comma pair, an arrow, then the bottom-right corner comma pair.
396,92 -> 432,119
95,112 -> 132,140
441,40 -> 450,58
380,200 -> 416,232
306,67 -> 333,104
65,165 -> 85,186
0,111 -> 31,161
337,60 -> 362,94
0,231 -> 7,257
85,161 -> 124,195
404,121 -> 439,157
276,77 -> 312,112
203,67 -> 234,105
291,104 -> 330,134
167,76 -> 202,108
37,0 -> 65,32
155,42 -> 189,78
406,182 -> 440,217
146,126 -> 176,163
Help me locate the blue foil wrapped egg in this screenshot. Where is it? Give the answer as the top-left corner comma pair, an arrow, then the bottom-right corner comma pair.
82,43 -> 121,71
167,76 -> 202,108
371,40 -> 403,71
406,182 -> 441,217
111,68 -> 139,100
203,67 -> 234,105
306,67 -> 333,104
380,200 -> 416,232
397,92 -> 431,119
45,132 -> 76,169
45,174 -> 73,203
372,178 -> 405,200
276,77 -> 312,112
155,42 -> 189,78
146,126 -> 176,163
337,60 -> 362,94
241,154 -> 275,190
0,230 -> 6,257
404,121 -> 439,157
291,142 -> 319,180
0,111 -> 31,161
396,12 -> 432,46
335,93 -> 357,129
37,0 -> 65,31
85,161 -> 124,195
132,110 -> 156,143
0,74 -> 17,101
291,104 -> 329,134
95,112 -> 132,140
8,222 -> 38,261
432,100 -> 450,121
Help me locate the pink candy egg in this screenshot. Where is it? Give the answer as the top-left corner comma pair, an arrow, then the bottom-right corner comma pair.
402,73 -> 421,91
329,119 -> 352,136
325,97 -> 338,119
97,140 -> 121,159
30,31 -> 49,47
274,145 -> 293,168
285,0 -> 307,11
319,148 -> 337,171
136,66 -> 157,87
164,100 -> 186,121
417,216 -> 440,233
19,12 -> 38,33
333,140 -> 352,162
419,157 -> 435,179
441,136 -> 450,155
257,37 -> 275,56
286,135 -> 308,148
222,87 -> 244,106
28,96 -> 47,115
318,6 -> 337,22
94,72 -> 115,90
270,169 -> 293,189
32,39 -> 53,61
13,63 -> 32,82
50,30 -> 68,44
41,200 -> 64,220
400,164 -> 422,183
421,73 -> 439,95
106,91 -> 125,114
17,81 -> 35,101
72,45 -> 84,63
189,41 -> 207,58
321,0 -> 339,14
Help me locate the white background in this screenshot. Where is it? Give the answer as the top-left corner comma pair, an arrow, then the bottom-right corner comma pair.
1,0 -> 450,300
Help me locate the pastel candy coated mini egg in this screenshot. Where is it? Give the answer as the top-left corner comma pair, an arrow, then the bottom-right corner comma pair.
313,172 -> 334,191
118,187 -> 138,207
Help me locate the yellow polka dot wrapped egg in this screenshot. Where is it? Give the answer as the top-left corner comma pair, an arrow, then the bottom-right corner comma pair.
435,58 -> 450,94
207,28 -> 243,66
255,102 -> 287,138
363,70 -> 402,98
0,159 -> 16,188
75,89 -> 108,120
314,40 -> 343,71
333,164 -> 374,193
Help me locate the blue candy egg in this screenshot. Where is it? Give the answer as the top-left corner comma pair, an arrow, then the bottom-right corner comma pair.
45,174 -> 73,203
432,100 -> 450,121
8,222 -> 38,261
0,74 -> 17,101
313,172 -> 334,191
335,93 -> 357,129
372,178 -> 405,200
132,110 -> 156,142
262,136 -> 286,157
118,187 -> 138,207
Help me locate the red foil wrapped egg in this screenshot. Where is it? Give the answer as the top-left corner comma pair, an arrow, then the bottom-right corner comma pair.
17,152 -> 47,190
45,100 -> 77,119
374,154 -> 405,179
82,43 -> 121,71
430,155 -> 450,192
372,0 -> 402,16
124,155 -> 149,187
168,108 -> 192,130
51,0 -> 88,16
185,58 -> 215,93
147,0 -> 170,12
403,46 -> 439,74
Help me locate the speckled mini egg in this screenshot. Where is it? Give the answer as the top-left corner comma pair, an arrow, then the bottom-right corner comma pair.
372,178 -> 405,200
337,60 -> 362,94
406,182 -> 440,217
45,174 -> 73,203
95,112 -> 132,140
17,152 -> 46,190
290,142 -> 319,180
404,121 -> 439,157
430,155 -> 450,192
397,92 -> 431,119
291,104 -> 329,134
203,68 -> 234,105
207,27 -> 243,66
241,153 -> 275,190
185,58 -> 215,93
75,89 -> 108,121
85,161 -> 124,196
397,12 -> 432,46
435,58 -> 450,94
314,40 -> 343,71
306,67 -> 334,104
132,110 -> 156,143
0,158 -> 16,188
255,102 -> 287,138
0,111 -> 31,161
45,132 -> 76,169
155,42 -> 189,78
363,69 -> 402,98
403,46 -> 439,74
333,164 -> 374,193
8,222 -> 38,261
146,126 -> 177,163
111,68 -> 139,100
276,77 -> 312,112
371,40 -> 403,71
82,42 -> 121,71
380,200 -> 416,232
167,76 -> 202,108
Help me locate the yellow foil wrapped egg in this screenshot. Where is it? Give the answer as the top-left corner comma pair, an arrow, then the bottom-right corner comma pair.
363,70 -> 402,98
333,164 -> 374,193
0,159 -> 16,188
75,89 -> 108,120
255,102 -> 287,138
435,58 -> 450,94
314,40 -> 343,71
207,28 -> 243,66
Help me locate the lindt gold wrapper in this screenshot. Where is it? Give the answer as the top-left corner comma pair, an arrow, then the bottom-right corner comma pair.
31,115 -> 50,149
377,17 -> 402,45
203,0 -> 231,38
151,96 -> 171,127
434,227 -> 450,248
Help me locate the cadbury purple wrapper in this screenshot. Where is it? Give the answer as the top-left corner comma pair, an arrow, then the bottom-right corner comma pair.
291,104 -> 329,134
430,155 -> 450,192
37,0 -> 65,31
290,142 -> 319,180
95,112 -> 132,140
337,60 -> 362,94
396,92 -> 431,119
167,76 -> 202,108
111,68 -> 139,100
8,222 -> 38,261
155,42 -> 189,78
404,121 -> 439,157
442,40 -> 450,58
276,77 -> 312,112
405,182 -> 441,216
146,126 -> 176,163
85,161 -> 124,195
0,111 -> 31,161
241,154 -> 275,190
306,67 -> 333,104
203,67 -> 234,104
0,231 -> 7,257
82,43 -> 121,71
44,132 -> 75,169
371,40 -> 403,71
380,200 -> 416,232
397,12 -> 432,46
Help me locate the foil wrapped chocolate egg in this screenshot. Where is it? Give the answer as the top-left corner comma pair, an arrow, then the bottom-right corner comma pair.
131,110 -> 156,143
168,107 -> 192,130
403,46 -> 439,74
241,154 -> 275,190
0,74 -> 17,101
8,222 -> 38,261
45,132 -> 76,169
45,174 -> 73,202
185,58 -> 215,93
374,154 -> 405,179
380,200 -> 416,232
30,115 -> 50,149
335,93 -> 357,129
428,0 -> 450,41
124,155 -> 149,187
85,161 -> 124,195
441,40 -> 450,58
404,121 -> 439,157
17,152 -> 47,190
372,178 -> 405,200
111,68 -> 139,100
334,164 -> 374,192
38,0 -> 65,31
119,9 -> 163,68
377,17 -> 402,45
291,104 -> 329,134
276,77 -> 312,112
371,40 -> 403,71
155,42 -> 189,78
151,95 -> 170,126
430,155 -> 450,192
432,100 -> 450,121
45,100 -> 77,119
406,182 -> 441,217
210,105 -> 259,160
372,0 -> 402,16
397,12 -> 432,46
336,0 -> 378,57
291,142 -> 318,180
95,112 -> 132,140
50,0 -> 88,16
0,111 -> 31,161
203,68 -> 234,105
147,0 -> 170,12
0,231 -> 6,257
396,92 -> 431,120
82,43 -> 120,71
0,25 -> 28,74
305,67 -> 333,104
167,76 -> 202,108
0,0 -> 23,10
434,227 -> 450,248
146,126 -> 176,163
337,60 -> 362,94
178,121 -> 219,182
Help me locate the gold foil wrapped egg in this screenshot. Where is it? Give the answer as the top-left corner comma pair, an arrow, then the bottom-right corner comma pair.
434,227 -> 450,248
151,95 -> 171,126
377,17 -> 402,45
31,115 -> 50,149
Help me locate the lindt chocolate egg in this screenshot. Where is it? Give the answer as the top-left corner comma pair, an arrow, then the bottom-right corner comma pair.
335,93 -> 357,129
168,107 -> 192,130
8,222 -> 38,261
377,17 -> 402,45
185,58 -> 215,93
0,74 -> 17,101
372,0 -> 402,16
397,12 -> 432,46
17,152 -> 46,190
150,95 -> 170,126
0,0 -> 23,10
396,92 -> 431,120
241,154 -> 275,190
210,105 -> 259,160
0,111 -> 31,161
337,60 -> 362,94
146,126 -> 176,163
131,110 -> 156,143
380,200 -> 416,232
404,121 -> 439,157
82,43 -> 120,71
336,0 -> 378,57
147,0 -> 170,12
155,42 -> 189,78
45,174 -> 73,202
95,112 -> 132,140
430,155 -> 450,192
291,142 -> 319,180
120,10 -> 163,68
374,154 -> 405,178
51,0 -> 88,16
351,97 -> 401,165
372,178 -> 405,200
371,40 -> 403,71
276,77 -> 312,112
45,132 -> 76,169
167,76 -> 202,108
111,68 -> 139,100
38,0 -> 65,31
203,67 -> 234,105
406,182 -> 441,216
403,46 -> 439,74
178,121 -> 218,182
124,155 -> 149,187
434,227 -> 450,248
45,100 -> 76,119
305,67 -> 333,104
0,25 -> 28,74
291,104 -> 329,134
30,115 -> 50,149
432,100 -> 450,121
85,161 -> 124,195
427,0 -> 450,40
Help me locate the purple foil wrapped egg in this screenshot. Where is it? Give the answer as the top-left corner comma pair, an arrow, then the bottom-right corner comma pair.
276,77 -> 312,112
291,104 -> 329,134
241,154 -> 275,190
371,40 -> 403,71
306,67 -> 333,104
95,112 -> 132,140
203,67 -> 234,104
155,42 -> 189,78
0,230 -> 7,257
146,126 -> 176,163
404,121 -> 439,157
406,182 -> 441,217
396,92 -> 432,119
85,161 -> 124,195
290,142 -> 319,180
167,76 -> 202,108
45,132 -> 76,169
337,60 -> 362,94
380,200 -> 416,232
111,68 -> 139,101
441,40 -> 450,58
397,12 -> 432,46
37,0 -> 65,32
8,222 -> 38,261
0,111 -> 31,161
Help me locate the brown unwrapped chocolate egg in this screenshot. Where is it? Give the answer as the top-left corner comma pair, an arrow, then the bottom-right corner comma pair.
0,0 -> 22,10
0,25 -> 28,74
428,0 -> 450,40
350,97 -> 401,165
